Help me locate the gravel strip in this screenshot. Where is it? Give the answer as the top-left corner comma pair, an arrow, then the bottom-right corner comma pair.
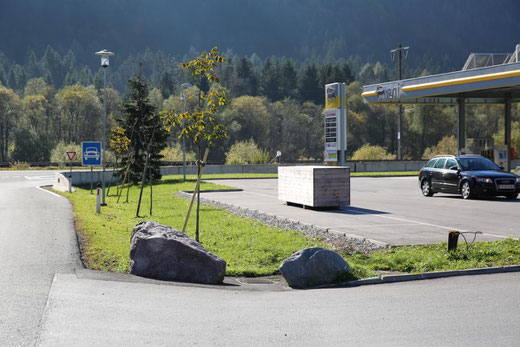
176,191 -> 387,253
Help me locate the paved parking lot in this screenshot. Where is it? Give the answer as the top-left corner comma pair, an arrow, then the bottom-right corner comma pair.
202,177 -> 520,245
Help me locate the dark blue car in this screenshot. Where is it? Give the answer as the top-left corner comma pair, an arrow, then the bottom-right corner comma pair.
418,155 -> 520,199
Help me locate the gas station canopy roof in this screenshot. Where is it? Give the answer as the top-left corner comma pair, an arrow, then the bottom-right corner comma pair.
362,61 -> 520,105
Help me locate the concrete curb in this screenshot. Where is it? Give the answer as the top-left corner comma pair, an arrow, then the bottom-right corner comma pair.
343,265 -> 520,288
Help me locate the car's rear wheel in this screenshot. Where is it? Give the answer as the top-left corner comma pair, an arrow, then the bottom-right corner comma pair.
421,179 -> 434,197
505,193 -> 518,200
461,181 -> 473,199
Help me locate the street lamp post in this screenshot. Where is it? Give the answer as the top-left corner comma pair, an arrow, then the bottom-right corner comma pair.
390,43 -> 409,160
95,49 -> 115,206
180,82 -> 192,181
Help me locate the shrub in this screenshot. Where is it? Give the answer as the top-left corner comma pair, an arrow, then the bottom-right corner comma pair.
225,140 -> 270,164
50,141 -> 82,166
160,143 -> 196,162
351,144 -> 395,160
9,161 -> 31,170
422,136 -> 457,159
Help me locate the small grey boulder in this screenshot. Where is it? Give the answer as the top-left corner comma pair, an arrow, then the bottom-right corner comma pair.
279,247 -> 350,289
130,221 -> 226,284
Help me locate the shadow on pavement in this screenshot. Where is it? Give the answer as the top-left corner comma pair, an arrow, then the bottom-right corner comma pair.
335,206 -> 389,215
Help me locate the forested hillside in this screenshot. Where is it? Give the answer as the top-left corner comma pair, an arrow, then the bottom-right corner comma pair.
0,1 -> 519,164
1,0 -> 520,67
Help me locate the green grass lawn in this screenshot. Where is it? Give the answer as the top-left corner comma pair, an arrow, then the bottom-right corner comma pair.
58,178 -> 324,276
346,238 -> 520,276
56,175 -> 520,280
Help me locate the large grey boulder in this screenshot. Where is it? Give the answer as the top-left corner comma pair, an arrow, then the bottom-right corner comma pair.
129,221 -> 226,284
279,247 -> 350,289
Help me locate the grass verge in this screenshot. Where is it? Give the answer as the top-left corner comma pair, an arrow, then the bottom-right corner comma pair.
56,178 -> 324,276
55,175 -> 520,280
345,239 -> 520,277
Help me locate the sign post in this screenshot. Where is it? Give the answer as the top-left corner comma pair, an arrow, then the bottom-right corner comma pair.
96,184 -> 101,214
66,151 -> 76,193
81,141 -> 102,197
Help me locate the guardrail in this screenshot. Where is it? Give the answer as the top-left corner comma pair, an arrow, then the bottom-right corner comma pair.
3,159 -> 520,171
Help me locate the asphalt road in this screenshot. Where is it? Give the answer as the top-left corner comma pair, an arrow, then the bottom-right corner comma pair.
1,171 -> 520,346
201,177 -> 520,245
38,271 -> 520,346
0,171 -> 80,346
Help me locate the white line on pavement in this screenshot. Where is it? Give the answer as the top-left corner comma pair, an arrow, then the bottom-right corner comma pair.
36,186 -> 63,198
25,175 -> 54,180
376,215 -> 468,232
344,207 -> 468,232
330,223 -> 422,228
239,191 -> 276,198
480,233 -> 510,239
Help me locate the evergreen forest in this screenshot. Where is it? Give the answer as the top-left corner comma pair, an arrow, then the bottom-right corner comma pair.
1,0 -> 519,164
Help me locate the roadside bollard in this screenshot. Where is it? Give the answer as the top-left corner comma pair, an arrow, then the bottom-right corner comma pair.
96,185 -> 101,214
448,231 -> 460,252
68,175 -> 72,194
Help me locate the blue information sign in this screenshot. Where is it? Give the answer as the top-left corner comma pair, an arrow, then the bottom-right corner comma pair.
81,141 -> 102,166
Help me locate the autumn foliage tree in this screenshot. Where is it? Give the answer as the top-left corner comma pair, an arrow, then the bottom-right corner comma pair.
162,47 -> 228,242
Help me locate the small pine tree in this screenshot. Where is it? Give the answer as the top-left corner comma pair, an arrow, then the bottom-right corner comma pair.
117,71 -> 168,183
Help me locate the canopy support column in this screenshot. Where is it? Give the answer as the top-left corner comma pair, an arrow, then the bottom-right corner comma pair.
505,93 -> 512,172
457,94 -> 466,155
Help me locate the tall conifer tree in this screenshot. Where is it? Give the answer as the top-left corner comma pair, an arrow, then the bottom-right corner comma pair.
117,70 -> 167,182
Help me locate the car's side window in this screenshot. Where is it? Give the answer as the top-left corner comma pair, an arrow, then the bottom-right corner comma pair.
445,158 -> 458,169
426,159 -> 437,168
434,158 -> 446,168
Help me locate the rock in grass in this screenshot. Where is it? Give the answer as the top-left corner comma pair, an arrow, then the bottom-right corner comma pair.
279,247 -> 350,289
129,221 -> 226,284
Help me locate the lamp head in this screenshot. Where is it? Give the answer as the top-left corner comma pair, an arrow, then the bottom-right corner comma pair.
95,49 -> 115,68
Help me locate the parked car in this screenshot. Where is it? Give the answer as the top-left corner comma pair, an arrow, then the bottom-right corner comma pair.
418,155 -> 520,199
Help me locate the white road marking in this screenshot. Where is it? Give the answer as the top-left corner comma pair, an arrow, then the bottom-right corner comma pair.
227,191 -> 276,199
36,186 -> 63,198
204,188 -> 514,241
25,175 -> 54,180
480,233 -> 511,239
344,207 -> 469,232
330,223 -> 423,228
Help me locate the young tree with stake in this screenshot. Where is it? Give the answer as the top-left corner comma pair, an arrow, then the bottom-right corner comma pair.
162,47 -> 228,242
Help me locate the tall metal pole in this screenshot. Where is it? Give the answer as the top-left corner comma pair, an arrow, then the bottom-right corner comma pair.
339,83 -> 346,166
397,44 -> 403,161
182,92 -> 186,181
391,43 -> 409,160
102,67 -> 107,205
505,93 -> 512,172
